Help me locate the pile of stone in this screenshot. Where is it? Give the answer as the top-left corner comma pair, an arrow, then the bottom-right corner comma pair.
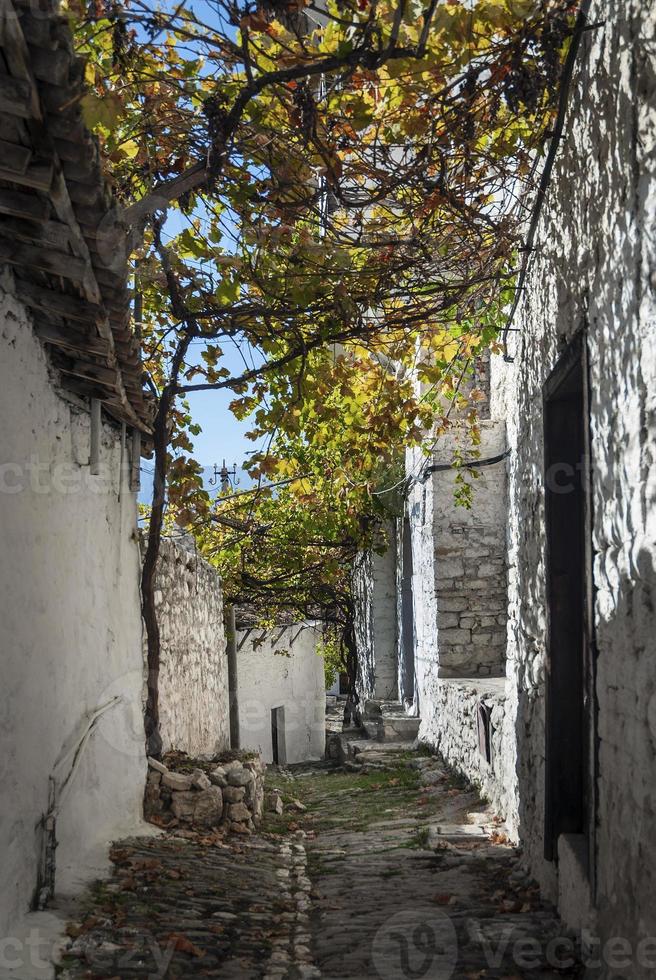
145,753 -> 266,835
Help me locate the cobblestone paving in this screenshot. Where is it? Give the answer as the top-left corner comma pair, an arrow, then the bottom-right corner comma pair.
272,742 -> 584,980
58,739 -> 583,980
58,833 -> 317,979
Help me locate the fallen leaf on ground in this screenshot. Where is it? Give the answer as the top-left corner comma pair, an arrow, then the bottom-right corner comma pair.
167,933 -> 206,957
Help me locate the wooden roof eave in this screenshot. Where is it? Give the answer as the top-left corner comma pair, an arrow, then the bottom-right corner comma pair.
0,0 -> 153,437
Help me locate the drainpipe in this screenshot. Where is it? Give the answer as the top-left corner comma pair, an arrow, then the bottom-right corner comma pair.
225,604 -> 240,749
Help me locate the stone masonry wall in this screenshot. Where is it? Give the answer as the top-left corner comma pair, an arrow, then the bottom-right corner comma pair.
354,527 -> 399,704
490,1 -> 656,968
404,416 -> 509,743
152,535 -> 230,759
419,678 -> 512,821
144,752 -> 265,835
430,421 -> 508,678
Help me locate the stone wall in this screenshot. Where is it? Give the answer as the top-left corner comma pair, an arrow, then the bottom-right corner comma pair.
353,528 -> 399,703
418,678 -> 513,824
152,535 -> 230,759
236,624 -> 325,764
429,420 -> 508,678
403,417 -> 509,745
144,752 -> 265,835
491,0 -> 656,966
0,281 -> 147,937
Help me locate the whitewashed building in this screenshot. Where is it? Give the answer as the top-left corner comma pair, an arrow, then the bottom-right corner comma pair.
0,0 -> 152,945
357,1 -> 656,972
235,621 -> 326,764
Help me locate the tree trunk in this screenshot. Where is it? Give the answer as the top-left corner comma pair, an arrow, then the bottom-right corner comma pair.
140,392 -> 172,758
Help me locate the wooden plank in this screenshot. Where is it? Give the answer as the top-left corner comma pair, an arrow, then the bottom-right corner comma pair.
54,135 -> 92,164
62,156 -> 100,185
89,398 -> 101,474
34,320 -> 108,356
27,44 -> 69,85
0,137 -> 31,173
0,214 -> 71,251
19,280 -> 101,322
0,186 -> 49,220
14,11 -> 55,49
62,359 -> 118,387
0,158 -> 53,190
0,0 -> 43,119
0,72 -> 33,117
67,179 -> 100,207
129,429 -> 141,491
0,237 -> 88,280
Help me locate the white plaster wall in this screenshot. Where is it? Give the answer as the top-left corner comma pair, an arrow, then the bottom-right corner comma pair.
0,283 -> 147,938
495,0 -> 656,965
405,450 -> 440,721
236,625 -> 326,764
153,535 -> 230,758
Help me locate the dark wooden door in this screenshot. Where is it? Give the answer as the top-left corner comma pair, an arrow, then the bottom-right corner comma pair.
399,516 -> 415,707
543,332 -> 596,867
271,706 -> 287,765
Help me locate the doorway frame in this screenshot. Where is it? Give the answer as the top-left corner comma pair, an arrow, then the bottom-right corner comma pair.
271,705 -> 286,765
542,329 -> 598,894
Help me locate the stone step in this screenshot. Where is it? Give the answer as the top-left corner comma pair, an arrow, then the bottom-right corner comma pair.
362,713 -> 420,742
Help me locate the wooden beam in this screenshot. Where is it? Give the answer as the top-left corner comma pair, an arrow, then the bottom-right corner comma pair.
19,281 -> 101,323
62,359 -> 118,387
89,398 -> 101,474
0,137 -> 30,173
12,12 -> 55,50
0,237 -> 88,281
67,179 -> 100,207
27,45 -> 69,85
34,320 -> 108,357
0,186 -> 49,221
129,429 -> 141,491
0,72 -> 33,117
0,215 -> 71,251
0,158 -> 53,191
0,0 -> 43,119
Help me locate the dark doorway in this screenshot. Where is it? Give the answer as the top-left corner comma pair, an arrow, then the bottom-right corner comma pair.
399,515 -> 416,708
543,332 -> 596,867
271,706 -> 285,765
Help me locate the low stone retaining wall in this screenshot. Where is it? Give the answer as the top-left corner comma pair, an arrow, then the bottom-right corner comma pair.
144,751 -> 265,835
418,677 -> 513,827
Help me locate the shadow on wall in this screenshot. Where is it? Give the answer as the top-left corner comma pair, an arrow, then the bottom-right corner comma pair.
512,545 -> 656,973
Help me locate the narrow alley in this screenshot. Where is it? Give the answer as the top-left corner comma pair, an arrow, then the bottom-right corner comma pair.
2,2 -> 655,978
56,714 -> 583,979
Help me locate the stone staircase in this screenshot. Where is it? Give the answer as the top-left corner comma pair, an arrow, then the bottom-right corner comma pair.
361,699 -> 421,742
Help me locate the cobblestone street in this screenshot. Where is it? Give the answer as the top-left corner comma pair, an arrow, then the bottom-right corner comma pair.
58,736 -> 582,980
